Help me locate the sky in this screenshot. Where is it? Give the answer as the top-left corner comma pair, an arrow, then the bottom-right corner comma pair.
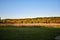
0,0 -> 60,19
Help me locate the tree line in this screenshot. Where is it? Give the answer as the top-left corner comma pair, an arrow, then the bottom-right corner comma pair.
0,17 -> 60,24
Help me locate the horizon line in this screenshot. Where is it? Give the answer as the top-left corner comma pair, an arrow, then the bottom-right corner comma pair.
0,16 -> 60,19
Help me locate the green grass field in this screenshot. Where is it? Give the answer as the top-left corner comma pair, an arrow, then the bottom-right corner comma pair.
0,27 -> 60,40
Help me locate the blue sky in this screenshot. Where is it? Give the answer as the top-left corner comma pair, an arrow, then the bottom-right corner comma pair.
0,0 -> 60,19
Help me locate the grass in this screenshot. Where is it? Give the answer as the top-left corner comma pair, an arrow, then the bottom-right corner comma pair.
0,26 -> 60,40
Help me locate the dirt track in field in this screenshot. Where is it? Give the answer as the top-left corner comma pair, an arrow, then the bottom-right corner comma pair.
0,23 -> 60,28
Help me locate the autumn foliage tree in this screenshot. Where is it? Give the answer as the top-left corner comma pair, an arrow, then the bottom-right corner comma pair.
0,17 -> 60,24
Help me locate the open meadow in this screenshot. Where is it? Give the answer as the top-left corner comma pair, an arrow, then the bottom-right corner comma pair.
0,26 -> 60,40
0,0 -> 60,40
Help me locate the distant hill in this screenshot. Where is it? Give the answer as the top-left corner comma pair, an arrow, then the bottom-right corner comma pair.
0,17 -> 60,24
